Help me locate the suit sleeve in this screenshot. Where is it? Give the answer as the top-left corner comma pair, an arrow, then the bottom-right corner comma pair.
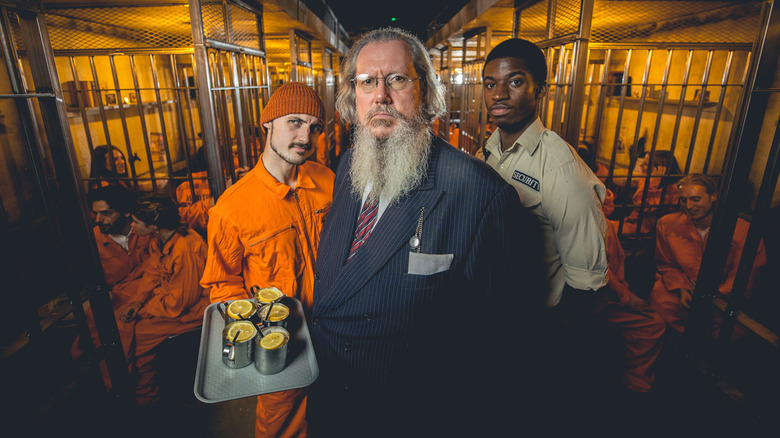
542,161 -> 608,291
201,207 -> 250,303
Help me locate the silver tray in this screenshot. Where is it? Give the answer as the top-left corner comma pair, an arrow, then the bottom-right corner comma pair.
193,297 -> 318,403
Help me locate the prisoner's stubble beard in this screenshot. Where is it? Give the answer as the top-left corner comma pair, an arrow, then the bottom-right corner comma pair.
349,105 -> 432,206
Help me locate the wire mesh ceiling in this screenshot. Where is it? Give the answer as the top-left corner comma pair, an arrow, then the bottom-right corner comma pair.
43,5 -> 194,51
517,0 -> 762,45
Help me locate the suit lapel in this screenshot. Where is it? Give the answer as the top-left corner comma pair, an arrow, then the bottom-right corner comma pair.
317,141 -> 446,314
325,169 -> 362,268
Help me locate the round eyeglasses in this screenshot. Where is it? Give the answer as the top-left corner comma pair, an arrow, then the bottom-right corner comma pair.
352,73 -> 420,93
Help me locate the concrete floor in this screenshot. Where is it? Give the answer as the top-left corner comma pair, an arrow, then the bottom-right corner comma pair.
5,324 -> 778,438
5,248 -> 779,438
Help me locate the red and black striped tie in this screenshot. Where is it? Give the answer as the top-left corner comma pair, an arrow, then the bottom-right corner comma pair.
347,197 -> 379,262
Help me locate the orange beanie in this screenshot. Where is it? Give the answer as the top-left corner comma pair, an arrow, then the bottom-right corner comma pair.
260,82 -> 324,125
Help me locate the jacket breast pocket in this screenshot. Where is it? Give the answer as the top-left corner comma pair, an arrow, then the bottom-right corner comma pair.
246,224 -> 304,281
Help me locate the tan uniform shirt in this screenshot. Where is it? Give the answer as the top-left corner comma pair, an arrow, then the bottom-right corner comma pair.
484,118 -> 608,306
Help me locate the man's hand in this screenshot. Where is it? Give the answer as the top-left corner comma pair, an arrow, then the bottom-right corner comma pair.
680,288 -> 693,308
671,288 -> 694,308
118,301 -> 144,322
623,294 -> 655,316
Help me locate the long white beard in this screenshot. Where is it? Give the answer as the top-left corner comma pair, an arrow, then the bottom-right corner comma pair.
349,107 -> 432,206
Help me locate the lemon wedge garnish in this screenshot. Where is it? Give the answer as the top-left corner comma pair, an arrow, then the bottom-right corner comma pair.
259,332 -> 287,350
227,299 -> 255,319
260,304 -> 289,322
225,321 -> 256,342
256,287 -> 283,303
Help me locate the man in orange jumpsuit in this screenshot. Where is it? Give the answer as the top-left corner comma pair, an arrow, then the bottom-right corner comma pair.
72,186 -> 153,388
650,173 -> 766,334
201,82 -> 334,438
116,196 -> 210,405
88,185 -> 153,308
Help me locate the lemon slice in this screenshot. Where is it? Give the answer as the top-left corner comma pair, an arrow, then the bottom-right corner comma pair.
256,287 -> 283,303
259,332 -> 287,350
260,304 -> 289,322
225,321 -> 256,342
227,299 -> 255,319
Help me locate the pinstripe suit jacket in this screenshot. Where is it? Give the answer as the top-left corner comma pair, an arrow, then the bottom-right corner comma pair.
308,136 -> 546,436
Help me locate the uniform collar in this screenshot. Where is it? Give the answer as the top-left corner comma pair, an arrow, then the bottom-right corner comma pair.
485,117 -> 546,157
252,152 -> 315,200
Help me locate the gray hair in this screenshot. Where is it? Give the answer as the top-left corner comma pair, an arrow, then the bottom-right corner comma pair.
336,27 -> 447,126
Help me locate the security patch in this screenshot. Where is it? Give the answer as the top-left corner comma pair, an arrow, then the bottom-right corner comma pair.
512,170 -> 540,192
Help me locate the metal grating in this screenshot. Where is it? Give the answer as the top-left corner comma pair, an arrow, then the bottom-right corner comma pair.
201,1 -> 261,51
591,1 -> 762,44
202,1 -> 228,43
229,4 -> 261,51
517,0 -> 549,43
554,0 -> 581,37
44,5 -> 193,51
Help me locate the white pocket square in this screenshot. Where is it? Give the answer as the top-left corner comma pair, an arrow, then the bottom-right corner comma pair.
408,252 -> 454,275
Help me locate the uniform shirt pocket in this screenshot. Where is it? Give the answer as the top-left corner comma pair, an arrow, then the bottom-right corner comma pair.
408,252 -> 454,275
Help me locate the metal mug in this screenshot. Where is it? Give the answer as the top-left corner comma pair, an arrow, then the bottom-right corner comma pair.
254,326 -> 290,375
222,299 -> 258,324
221,320 -> 258,369
252,286 -> 284,305
257,302 -> 290,327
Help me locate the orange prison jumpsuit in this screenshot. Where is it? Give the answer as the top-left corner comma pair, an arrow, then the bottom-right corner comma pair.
117,230 -> 210,405
622,178 -> 677,235
93,226 -> 153,303
649,213 -> 766,334
72,228 -> 153,387
176,170 -> 212,236
201,155 -> 334,438
449,126 -> 460,147
315,132 -> 329,168
597,219 -> 666,392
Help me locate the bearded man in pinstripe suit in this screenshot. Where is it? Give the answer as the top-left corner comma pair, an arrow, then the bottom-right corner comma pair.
307,27 -> 547,437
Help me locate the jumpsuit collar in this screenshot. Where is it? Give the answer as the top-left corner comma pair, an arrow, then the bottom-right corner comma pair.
253,152 -> 315,200
156,231 -> 181,256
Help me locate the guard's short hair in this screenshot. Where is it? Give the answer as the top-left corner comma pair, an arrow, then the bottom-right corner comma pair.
87,185 -> 137,214
484,38 -> 547,85
677,173 -> 718,195
336,27 -> 447,126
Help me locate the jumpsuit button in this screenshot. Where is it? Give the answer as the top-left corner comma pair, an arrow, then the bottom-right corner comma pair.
343,341 -> 350,351
363,314 -> 372,321
314,271 -> 320,280
313,318 -> 319,325
344,383 -> 350,390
